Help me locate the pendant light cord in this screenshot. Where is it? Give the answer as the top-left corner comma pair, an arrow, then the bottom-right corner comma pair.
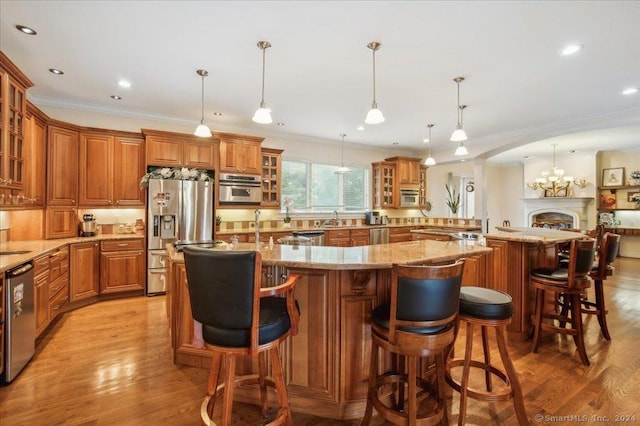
456,81 -> 461,126
200,74 -> 205,124
372,49 -> 377,104
261,47 -> 266,104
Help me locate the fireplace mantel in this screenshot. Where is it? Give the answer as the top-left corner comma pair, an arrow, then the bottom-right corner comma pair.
524,197 -> 595,229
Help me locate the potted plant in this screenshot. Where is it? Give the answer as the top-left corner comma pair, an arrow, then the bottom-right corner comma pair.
283,196 -> 293,227
445,184 -> 460,216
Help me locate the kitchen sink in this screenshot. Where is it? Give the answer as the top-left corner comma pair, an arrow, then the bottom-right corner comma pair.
0,250 -> 32,256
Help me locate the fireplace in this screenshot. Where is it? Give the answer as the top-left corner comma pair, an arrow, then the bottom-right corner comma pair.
524,197 -> 594,229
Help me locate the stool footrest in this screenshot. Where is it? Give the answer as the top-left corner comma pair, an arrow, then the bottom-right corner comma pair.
446,359 -> 514,402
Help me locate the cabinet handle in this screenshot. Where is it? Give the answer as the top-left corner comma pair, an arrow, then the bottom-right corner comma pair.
117,243 -> 128,247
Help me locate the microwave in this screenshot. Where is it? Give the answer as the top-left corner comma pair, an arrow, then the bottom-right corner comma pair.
218,173 -> 261,204
399,188 -> 420,207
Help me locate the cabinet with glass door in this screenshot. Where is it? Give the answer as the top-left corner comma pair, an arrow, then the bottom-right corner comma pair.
261,148 -> 283,208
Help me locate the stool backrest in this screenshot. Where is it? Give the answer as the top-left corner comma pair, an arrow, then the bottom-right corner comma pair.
593,233 -> 620,277
183,247 -> 261,331
389,259 -> 465,343
566,238 -> 596,287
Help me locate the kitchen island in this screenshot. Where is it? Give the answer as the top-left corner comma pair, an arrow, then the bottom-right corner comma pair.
166,239 -> 491,420
483,227 -> 589,338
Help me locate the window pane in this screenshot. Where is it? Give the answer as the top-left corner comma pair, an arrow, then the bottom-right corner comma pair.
311,164 -> 339,210
282,161 -> 307,208
344,169 -> 366,210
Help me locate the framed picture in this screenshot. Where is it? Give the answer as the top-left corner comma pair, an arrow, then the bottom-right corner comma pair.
599,193 -> 616,209
602,167 -> 624,187
628,192 -> 640,202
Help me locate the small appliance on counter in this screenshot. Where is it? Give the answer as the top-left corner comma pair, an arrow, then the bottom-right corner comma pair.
79,213 -> 98,237
365,211 -> 380,225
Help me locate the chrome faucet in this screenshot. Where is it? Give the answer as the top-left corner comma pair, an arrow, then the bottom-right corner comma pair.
333,210 -> 339,221
321,210 -> 340,227
255,209 -> 261,243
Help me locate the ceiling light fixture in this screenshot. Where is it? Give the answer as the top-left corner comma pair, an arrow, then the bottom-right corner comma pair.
16,25 -> 37,35
450,77 -> 467,142
335,133 -> 350,174
424,124 -> 436,166
622,87 -> 638,95
118,80 -> 131,88
194,69 -> 212,137
252,41 -> 273,124
110,95 -> 122,100
365,42 -> 385,124
49,68 -> 64,75
453,105 -> 469,156
561,44 -> 583,56
526,143 -> 583,196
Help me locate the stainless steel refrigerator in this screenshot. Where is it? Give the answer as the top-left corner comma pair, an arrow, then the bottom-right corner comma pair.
147,179 -> 214,295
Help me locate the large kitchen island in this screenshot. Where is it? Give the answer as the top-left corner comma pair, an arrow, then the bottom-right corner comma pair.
166,239 -> 491,420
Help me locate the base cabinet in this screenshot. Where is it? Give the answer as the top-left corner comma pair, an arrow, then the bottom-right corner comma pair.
100,239 -> 145,294
47,246 -> 69,324
70,242 -> 100,302
34,255 -> 50,337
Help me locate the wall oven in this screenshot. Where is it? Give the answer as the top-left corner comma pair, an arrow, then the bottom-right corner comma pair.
399,188 -> 420,207
218,173 -> 261,204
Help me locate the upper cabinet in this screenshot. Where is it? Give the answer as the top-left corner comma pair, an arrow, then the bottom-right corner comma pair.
143,129 -> 217,170
23,103 -> 47,206
372,157 -> 427,210
79,130 -> 145,207
418,165 -> 428,208
0,52 -> 34,207
372,161 -> 396,209
261,148 -> 283,208
47,123 -> 79,206
392,156 -> 421,185
217,132 -> 263,174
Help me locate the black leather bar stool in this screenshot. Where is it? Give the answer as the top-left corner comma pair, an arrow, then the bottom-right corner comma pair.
183,247 -> 300,425
445,287 -> 529,426
361,259 -> 465,426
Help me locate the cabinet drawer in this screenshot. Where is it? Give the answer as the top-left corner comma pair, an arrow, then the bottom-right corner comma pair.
327,230 -> 350,238
101,239 -> 145,251
49,284 -> 70,319
351,229 -> 370,238
49,275 -> 68,297
34,255 -> 49,276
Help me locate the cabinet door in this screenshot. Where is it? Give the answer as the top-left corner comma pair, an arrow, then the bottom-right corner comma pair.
70,242 -> 100,302
34,271 -> 49,337
47,126 -> 79,206
79,133 -> 114,206
100,249 -> 145,294
241,140 -> 262,174
45,206 -> 78,239
219,138 -> 243,173
184,139 -> 216,169
261,149 -> 282,207
1,77 -> 27,190
24,112 -> 47,206
113,136 -> 145,206
146,135 -> 182,167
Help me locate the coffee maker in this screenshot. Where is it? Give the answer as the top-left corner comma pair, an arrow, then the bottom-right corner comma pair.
80,213 -> 97,237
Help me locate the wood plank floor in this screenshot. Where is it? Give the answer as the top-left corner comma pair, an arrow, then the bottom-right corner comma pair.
1,257 -> 639,425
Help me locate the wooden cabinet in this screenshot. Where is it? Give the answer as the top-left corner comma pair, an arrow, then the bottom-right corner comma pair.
79,130 -> 145,207
70,241 -> 100,302
100,239 -> 145,294
0,52 -> 33,200
325,228 -> 370,246
0,274 -> 4,376
48,246 -> 69,321
23,103 -> 47,207
412,232 -> 451,242
47,124 -> 79,206
143,129 -> 217,170
372,161 -> 396,209
34,255 -> 50,337
389,226 -> 413,243
246,231 -> 290,244
45,206 -> 78,239
392,156 -> 421,185
261,148 -> 283,207
217,132 -> 263,174
418,165 -> 428,208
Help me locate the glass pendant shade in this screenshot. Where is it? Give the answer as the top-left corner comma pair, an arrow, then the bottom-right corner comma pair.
454,143 -> 468,156
424,156 -> 436,166
450,127 -> 467,142
194,69 -> 211,137
253,41 -> 273,124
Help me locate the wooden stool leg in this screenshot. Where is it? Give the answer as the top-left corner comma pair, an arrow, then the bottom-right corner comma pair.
270,347 -> 291,426
594,280 -> 611,340
258,351 -> 268,417
458,321 -> 475,426
361,339 -> 378,426
495,325 -> 529,426
207,351 -> 222,419
397,354 -> 406,412
435,352 -> 449,426
570,293 -> 590,366
481,325 -> 493,391
221,354 -> 237,426
407,355 -> 417,426
531,288 -> 544,353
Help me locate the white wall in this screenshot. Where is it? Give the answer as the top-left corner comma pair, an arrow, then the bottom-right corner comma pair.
425,162 -> 474,218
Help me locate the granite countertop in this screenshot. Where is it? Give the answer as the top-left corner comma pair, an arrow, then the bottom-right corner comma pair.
217,223 -> 482,236
0,234 -> 145,273
168,239 -> 492,271
484,227 -> 590,243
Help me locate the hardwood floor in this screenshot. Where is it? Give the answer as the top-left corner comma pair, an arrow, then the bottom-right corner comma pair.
1,257 -> 639,425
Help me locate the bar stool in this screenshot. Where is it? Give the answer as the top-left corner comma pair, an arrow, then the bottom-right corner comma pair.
583,232 -> 620,340
183,247 -> 300,425
445,286 -> 528,426
530,238 -> 596,366
361,259 -> 465,426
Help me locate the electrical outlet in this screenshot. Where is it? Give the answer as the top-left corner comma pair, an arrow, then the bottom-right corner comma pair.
407,218 -> 412,224
314,220 -> 320,228
447,219 -> 453,225
249,222 -> 255,228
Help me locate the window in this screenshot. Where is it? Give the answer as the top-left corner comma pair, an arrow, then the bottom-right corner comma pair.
282,160 -> 369,212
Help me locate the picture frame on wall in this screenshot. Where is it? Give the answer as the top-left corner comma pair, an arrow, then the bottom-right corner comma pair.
602,167 -> 624,187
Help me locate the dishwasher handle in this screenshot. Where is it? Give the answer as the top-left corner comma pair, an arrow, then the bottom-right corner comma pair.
6,262 -> 34,278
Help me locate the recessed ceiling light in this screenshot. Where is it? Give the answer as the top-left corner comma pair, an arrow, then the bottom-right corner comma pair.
16,25 -> 36,35
357,125 -> 364,131
422,138 -> 430,143
276,122 -> 285,126
561,44 -> 583,56
392,142 -> 399,145
622,87 -> 638,95
212,112 -> 222,116
569,150 -> 576,153
49,68 -> 64,75
110,95 -> 122,100
118,80 -> 131,88
523,155 -> 531,159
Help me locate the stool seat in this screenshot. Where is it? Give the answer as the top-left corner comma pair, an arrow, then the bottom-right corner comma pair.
459,287 -> 513,320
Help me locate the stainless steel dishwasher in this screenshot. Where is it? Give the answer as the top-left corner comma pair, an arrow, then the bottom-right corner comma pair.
369,227 -> 389,244
4,261 -> 35,383
292,231 -> 325,246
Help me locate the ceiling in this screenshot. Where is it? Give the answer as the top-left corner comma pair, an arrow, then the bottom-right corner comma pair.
1,1 -> 639,165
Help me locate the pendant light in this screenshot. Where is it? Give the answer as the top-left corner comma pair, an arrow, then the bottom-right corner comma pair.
252,41 -> 273,124
335,133 -> 350,174
424,124 -> 436,166
194,69 -> 212,137
365,42 -> 385,124
450,77 -> 467,142
453,105 -> 468,156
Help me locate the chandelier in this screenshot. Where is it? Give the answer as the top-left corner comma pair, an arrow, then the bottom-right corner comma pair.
526,144 -> 586,196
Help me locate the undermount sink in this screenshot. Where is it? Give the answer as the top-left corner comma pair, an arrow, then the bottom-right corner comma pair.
0,250 -> 32,256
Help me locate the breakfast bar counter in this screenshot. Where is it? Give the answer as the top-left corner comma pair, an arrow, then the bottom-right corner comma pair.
166,239 -> 491,420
